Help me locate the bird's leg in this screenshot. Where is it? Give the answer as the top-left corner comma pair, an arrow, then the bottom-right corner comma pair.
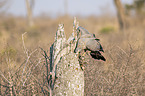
78,50 -> 88,70
78,55 -> 85,70
75,49 -> 87,70
81,51 -> 86,59
81,50 -> 90,60
85,50 -> 90,56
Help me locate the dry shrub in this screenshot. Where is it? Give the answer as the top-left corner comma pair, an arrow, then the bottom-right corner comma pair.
0,15 -> 145,95
84,27 -> 145,95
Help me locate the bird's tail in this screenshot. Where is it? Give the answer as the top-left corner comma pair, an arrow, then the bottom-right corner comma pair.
90,51 -> 106,61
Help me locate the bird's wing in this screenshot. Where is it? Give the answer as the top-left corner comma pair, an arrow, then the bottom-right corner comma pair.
86,39 -> 101,51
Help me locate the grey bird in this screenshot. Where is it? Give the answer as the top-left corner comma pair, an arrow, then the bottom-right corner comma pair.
74,26 -> 106,61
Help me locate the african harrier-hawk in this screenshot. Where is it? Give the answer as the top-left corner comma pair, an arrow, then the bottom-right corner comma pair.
74,26 -> 106,61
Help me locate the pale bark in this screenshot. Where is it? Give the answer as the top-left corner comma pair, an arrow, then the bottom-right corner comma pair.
49,18 -> 84,95
114,0 -> 128,30
25,0 -> 34,27
53,53 -> 84,96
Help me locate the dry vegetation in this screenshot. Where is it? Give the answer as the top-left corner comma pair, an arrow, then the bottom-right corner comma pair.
0,14 -> 145,95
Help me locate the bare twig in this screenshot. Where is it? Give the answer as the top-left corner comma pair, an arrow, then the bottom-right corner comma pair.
0,70 -> 10,84
40,48 -> 52,95
23,57 -> 42,86
21,32 -> 38,85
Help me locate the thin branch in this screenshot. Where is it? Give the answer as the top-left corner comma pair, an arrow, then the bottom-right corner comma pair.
31,75 -> 46,96
22,32 -> 28,54
0,70 -> 10,84
21,32 -> 38,85
23,57 -> 42,86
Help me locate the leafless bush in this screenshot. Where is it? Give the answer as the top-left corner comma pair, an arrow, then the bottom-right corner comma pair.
0,16 -> 145,96
0,32 -> 51,96
85,43 -> 145,96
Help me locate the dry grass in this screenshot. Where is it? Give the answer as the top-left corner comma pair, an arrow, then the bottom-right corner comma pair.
0,14 -> 145,95
84,28 -> 145,95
